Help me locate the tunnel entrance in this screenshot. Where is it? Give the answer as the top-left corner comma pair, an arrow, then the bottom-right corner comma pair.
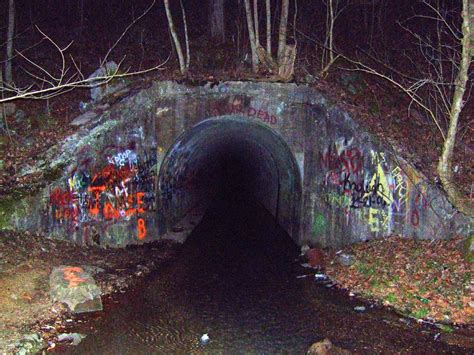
158,115 -> 302,243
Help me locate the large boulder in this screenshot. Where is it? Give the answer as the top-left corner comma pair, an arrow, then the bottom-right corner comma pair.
49,265 -> 102,313
87,61 -> 126,103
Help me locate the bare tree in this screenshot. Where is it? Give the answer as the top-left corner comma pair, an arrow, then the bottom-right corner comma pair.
277,0 -> 289,66
164,0 -> 189,74
0,2 -> 167,104
209,0 -> 225,43
437,0 -> 472,217
253,0 -> 261,47
346,0 -> 473,217
266,0 -> 271,54
243,0 -> 259,72
5,0 -> 15,83
321,0 -> 346,75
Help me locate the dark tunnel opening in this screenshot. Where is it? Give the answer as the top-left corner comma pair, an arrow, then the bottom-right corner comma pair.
158,116 -> 302,248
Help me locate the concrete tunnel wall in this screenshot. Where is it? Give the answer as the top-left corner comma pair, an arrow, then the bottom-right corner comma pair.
2,81 -> 471,248
157,116 -> 302,241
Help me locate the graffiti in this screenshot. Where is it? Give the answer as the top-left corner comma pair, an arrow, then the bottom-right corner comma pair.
367,155 -> 392,232
410,188 -> 429,228
321,139 -> 364,187
207,98 -> 278,125
321,146 -> 363,175
49,150 -> 157,241
62,266 -> 86,288
107,149 -> 138,167
312,213 -> 327,235
229,98 -> 277,125
326,192 -> 351,210
342,173 -> 390,209
137,218 -> 147,240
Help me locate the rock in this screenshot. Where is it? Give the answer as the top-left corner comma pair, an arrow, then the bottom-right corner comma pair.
57,333 -> 86,346
307,338 -> 351,355
70,111 -> 98,126
49,265 -> 103,313
305,248 -> 325,268
15,333 -> 44,355
336,253 -> 355,267
88,61 -> 126,103
0,103 -> 16,119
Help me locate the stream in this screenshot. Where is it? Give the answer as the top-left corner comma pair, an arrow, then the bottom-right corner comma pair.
62,196 -> 467,354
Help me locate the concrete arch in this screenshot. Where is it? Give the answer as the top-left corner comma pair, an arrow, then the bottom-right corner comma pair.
158,115 -> 302,242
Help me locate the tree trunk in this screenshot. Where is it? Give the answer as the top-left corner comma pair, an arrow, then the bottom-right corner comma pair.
5,0 -> 15,84
437,0 -> 473,217
266,0 -> 271,54
163,0 -> 186,74
327,0 -> 335,64
253,0 -> 260,47
277,0 -> 289,65
180,0 -> 190,69
243,0 -> 259,72
209,0 -> 225,43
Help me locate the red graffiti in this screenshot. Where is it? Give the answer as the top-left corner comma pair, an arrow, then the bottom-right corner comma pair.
229,101 -> 277,125
321,146 -> 364,175
50,188 -> 74,207
410,210 -> 420,227
91,164 -> 136,186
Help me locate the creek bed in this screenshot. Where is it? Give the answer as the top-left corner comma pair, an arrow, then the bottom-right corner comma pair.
58,197 -> 469,354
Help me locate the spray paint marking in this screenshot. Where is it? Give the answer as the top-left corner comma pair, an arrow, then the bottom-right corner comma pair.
62,266 -> 86,288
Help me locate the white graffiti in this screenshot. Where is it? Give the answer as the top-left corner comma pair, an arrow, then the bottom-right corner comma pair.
107,149 -> 138,167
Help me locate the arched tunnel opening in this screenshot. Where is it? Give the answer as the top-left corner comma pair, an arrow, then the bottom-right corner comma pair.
157,116 -> 302,265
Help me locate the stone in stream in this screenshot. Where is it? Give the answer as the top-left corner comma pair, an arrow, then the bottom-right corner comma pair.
49,265 -> 102,313
307,338 -> 351,355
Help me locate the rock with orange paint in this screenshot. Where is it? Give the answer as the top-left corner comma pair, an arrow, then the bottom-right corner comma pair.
305,248 -> 325,268
49,265 -> 103,313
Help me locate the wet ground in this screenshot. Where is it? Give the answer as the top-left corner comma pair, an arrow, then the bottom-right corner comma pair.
59,195 -> 470,354
0,231 -> 178,353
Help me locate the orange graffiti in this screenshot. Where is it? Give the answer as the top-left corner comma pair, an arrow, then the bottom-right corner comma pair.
62,266 -> 86,287
136,192 -> 145,213
99,192 -> 146,220
103,202 -> 120,219
88,186 -> 106,216
137,218 -> 147,240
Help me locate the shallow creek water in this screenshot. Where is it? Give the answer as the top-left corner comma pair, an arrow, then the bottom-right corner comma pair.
63,198 -> 467,354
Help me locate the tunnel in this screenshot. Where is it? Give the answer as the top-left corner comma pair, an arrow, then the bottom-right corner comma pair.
157,115 -> 302,242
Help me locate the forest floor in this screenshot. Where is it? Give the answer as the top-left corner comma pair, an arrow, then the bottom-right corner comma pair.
325,237 -> 473,328
0,230 -> 179,353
